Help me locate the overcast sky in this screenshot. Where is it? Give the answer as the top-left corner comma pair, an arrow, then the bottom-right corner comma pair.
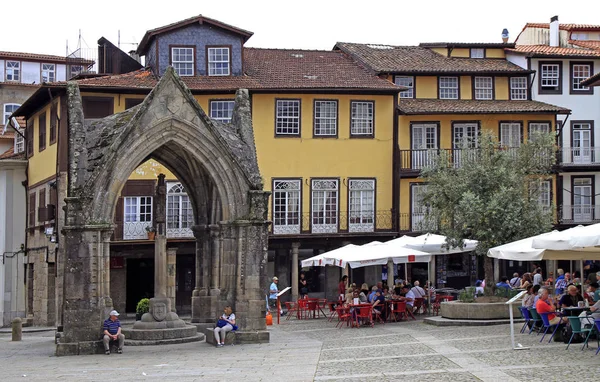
2,0 -> 598,58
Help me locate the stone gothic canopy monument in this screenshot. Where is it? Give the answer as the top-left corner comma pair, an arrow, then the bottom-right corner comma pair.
57,67 -> 270,355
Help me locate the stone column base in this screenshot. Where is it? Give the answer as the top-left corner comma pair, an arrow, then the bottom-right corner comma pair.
191,295 -> 217,323
56,340 -> 105,356
204,328 -> 270,345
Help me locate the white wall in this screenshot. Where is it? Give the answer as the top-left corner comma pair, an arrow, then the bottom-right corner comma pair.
21,62 -> 40,84
0,161 -> 27,326
0,60 -> 4,81
56,64 -> 67,82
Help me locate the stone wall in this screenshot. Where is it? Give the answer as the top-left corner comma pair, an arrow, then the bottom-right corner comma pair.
110,266 -> 126,315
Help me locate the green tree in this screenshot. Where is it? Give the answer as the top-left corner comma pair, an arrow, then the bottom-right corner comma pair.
420,131 -> 555,290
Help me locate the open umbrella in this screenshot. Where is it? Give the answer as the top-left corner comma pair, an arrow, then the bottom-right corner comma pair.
300,244 -> 358,268
406,233 -> 478,254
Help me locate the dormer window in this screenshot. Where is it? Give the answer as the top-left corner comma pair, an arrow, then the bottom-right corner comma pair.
208,47 -> 230,76
171,47 -> 195,76
6,61 -> 20,81
41,63 -> 55,83
470,48 -> 484,58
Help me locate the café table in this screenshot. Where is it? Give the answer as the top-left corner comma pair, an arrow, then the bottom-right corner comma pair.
562,306 -> 591,317
348,303 -> 373,327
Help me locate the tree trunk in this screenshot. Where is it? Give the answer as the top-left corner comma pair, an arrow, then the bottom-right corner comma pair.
484,256 -> 494,295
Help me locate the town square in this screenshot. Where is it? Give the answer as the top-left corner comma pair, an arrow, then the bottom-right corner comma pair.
0,0 -> 599,380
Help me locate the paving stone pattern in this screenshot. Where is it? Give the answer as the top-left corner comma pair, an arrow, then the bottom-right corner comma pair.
1,317 -> 599,381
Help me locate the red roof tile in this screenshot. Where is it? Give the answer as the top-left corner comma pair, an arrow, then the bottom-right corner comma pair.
0,51 -> 93,65
335,42 -> 529,74
570,40 -> 600,50
0,130 -> 15,139
582,71 -> 600,87
523,23 -> 600,31
397,99 -> 570,115
50,48 -> 399,92
0,147 -> 25,160
506,45 -> 600,57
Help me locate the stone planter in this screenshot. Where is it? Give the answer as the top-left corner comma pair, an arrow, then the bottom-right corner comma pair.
440,300 -> 520,320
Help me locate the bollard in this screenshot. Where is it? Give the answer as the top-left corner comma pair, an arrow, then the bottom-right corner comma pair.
12,317 -> 22,341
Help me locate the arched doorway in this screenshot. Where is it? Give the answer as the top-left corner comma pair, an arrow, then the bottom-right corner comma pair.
57,68 -> 270,355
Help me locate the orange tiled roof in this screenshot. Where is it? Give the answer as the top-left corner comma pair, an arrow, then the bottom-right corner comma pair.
397,99 -> 570,115
570,40 -> 600,50
50,48 -> 399,92
0,130 -> 15,139
523,23 -> 600,31
506,45 -> 600,57
0,147 -> 25,160
0,51 -> 93,65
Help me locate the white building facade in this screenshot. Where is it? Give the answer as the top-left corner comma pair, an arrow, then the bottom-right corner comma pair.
507,17 -> 600,227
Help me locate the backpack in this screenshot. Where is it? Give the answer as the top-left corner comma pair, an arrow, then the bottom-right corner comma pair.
562,325 -> 584,344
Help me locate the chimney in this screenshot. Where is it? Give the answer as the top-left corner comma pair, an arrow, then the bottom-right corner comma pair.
502,28 -> 509,43
129,50 -> 141,64
549,15 -> 559,47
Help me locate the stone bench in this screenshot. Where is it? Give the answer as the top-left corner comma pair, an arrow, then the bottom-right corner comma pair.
203,327 -> 270,345
204,327 -> 237,345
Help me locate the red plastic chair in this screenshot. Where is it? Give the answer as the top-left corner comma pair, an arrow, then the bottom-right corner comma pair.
297,299 -> 308,320
372,306 -> 385,325
391,301 -> 408,322
355,305 -> 373,327
284,302 -> 298,321
326,301 -> 338,322
413,298 -> 424,314
335,306 -> 352,328
306,299 -> 319,319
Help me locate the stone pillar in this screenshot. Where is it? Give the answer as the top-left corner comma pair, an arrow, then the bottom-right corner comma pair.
154,234 -> 168,298
493,259 -> 500,284
56,197 -> 115,356
191,225 -> 213,323
167,248 -> 177,312
291,242 -> 300,301
387,259 -> 394,286
341,241 -> 351,280
210,225 -> 221,290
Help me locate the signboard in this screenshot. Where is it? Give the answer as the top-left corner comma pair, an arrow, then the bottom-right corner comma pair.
110,257 -> 124,269
408,255 -> 415,262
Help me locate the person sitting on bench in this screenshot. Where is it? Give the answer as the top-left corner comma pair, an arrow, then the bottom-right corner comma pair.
103,310 -> 125,355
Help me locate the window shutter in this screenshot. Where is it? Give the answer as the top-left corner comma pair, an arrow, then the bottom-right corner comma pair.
38,112 -> 46,151
38,190 -> 46,222
50,102 -> 58,144
26,119 -> 34,158
29,193 -> 36,227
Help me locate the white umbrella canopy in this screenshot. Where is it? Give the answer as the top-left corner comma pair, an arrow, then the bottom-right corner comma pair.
531,223 -> 600,251
404,233 -> 478,254
300,244 -> 358,268
340,243 -> 431,269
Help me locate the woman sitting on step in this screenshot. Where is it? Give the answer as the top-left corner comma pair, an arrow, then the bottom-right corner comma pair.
214,306 -> 236,347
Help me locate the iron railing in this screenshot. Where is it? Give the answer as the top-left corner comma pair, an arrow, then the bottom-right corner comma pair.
270,210 -> 394,235
559,147 -> 600,166
559,205 -> 600,225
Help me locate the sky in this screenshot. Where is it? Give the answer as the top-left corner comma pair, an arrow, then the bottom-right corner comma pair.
1,0 -> 599,58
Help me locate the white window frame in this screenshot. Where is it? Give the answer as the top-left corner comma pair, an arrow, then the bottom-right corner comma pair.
311,179 -> 338,233
209,100 -> 235,123
171,47 -> 194,76
510,77 -> 528,100
538,180 -> 551,209
439,77 -> 459,99
208,47 -> 230,76
275,99 -> 300,136
541,63 -> 560,89
349,179 -> 375,233
14,129 -> 24,153
453,122 -> 479,167
572,63 -> 591,91
3,103 -> 20,125
500,122 -> 522,148
411,123 -> 438,169
474,77 -> 493,100
69,65 -> 83,79
166,182 -> 194,238
123,196 -> 153,240
470,48 -> 484,58
41,63 -> 55,83
272,179 -> 301,235
411,184 -> 429,232
6,61 -> 20,81
528,122 -> 550,141
313,100 -> 338,136
395,76 -> 414,98
350,101 -> 374,136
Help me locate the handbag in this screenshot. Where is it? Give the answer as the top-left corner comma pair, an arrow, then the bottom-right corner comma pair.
216,319 -> 229,328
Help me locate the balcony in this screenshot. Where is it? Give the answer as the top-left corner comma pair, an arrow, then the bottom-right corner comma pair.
558,147 -> 600,169
559,205 -> 600,225
270,210 -> 394,236
398,213 -> 437,233
399,147 -> 554,174
122,221 -> 193,240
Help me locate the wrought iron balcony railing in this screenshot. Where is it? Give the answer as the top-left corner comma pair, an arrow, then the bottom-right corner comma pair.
559,147 -> 600,166
270,210 -> 394,235
559,205 -> 600,225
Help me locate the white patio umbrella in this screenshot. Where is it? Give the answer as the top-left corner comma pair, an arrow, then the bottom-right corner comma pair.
300,244 -> 358,268
405,233 -> 478,254
339,243 -> 431,269
531,223 -> 600,251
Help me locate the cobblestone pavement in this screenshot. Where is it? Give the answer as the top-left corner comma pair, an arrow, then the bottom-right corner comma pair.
1,316 -> 598,381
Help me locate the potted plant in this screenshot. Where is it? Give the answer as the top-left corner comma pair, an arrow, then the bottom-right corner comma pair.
145,226 -> 156,240
136,298 -> 150,321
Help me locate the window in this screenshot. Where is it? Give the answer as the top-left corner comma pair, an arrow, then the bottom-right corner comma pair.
470,48 -> 484,58
38,189 -> 46,223
571,33 -> 588,40
411,184 -> 428,231
50,103 -> 57,144
349,179 -> 375,232
123,196 -> 153,240
6,61 -> 20,81
28,193 -> 36,227
538,180 -> 551,209
350,101 -> 374,136
26,120 -> 33,158
439,77 -> 459,99
474,77 -> 493,100
411,123 -> 438,169
510,77 -> 528,100
500,122 -> 522,155
69,65 -> 83,79
571,122 -> 592,164
171,47 -> 194,76
313,100 -> 338,136
539,62 -> 561,94
207,47 -> 230,76
38,112 -> 46,152
209,100 -> 235,123
571,62 -> 593,93
395,76 -> 414,98
41,63 -> 55,83
166,183 -> 194,238
453,122 -> 479,167
528,122 -> 550,141
311,179 -> 338,233
3,103 -> 20,125
272,179 -> 301,234
14,129 -> 24,153
275,99 -> 301,136
572,177 -> 593,223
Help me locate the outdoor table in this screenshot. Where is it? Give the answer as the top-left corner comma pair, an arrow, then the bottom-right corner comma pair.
385,299 -> 404,321
349,303 -> 373,327
306,298 -> 327,319
562,307 -> 591,317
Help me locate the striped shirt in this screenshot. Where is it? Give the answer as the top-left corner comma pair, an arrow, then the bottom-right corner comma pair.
103,318 -> 121,335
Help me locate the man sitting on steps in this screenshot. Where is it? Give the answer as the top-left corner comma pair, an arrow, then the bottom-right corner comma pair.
103,310 -> 125,355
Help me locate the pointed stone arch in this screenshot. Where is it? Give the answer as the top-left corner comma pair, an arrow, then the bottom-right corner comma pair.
57,68 -> 270,355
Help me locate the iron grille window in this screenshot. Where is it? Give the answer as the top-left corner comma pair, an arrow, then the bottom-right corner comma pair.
349,179 -> 375,232
272,180 -> 301,234
311,179 -> 338,233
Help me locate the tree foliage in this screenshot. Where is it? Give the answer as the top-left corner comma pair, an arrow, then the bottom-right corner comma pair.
420,131 -> 556,286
